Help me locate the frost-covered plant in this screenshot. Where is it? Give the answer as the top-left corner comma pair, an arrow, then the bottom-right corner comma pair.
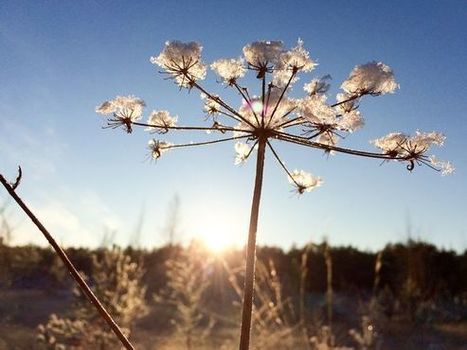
37,246 -> 147,349
96,39 -> 452,349
154,243 -> 214,350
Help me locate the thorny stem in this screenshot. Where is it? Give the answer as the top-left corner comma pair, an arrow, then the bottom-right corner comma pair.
0,172 -> 134,350
239,138 -> 266,350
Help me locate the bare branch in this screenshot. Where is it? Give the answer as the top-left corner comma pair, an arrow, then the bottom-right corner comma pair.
0,171 -> 134,350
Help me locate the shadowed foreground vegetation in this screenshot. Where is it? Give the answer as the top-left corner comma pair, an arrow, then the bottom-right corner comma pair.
0,240 -> 466,349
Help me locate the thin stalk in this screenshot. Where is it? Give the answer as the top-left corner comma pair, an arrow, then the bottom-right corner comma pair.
0,173 -> 134,350
167,135 -> 250,150
191,81 -> 256,129
266,71 -> 296,127
132,121 -> 248,133
234,83 -> 260,126
330,93 -> 360,108
239,138 -> 267,350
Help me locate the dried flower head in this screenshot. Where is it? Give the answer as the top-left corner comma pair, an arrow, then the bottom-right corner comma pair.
235,142 -> 254,165
211,58 -> 246,85
341,61 -> 399,96
148,139 -> 172,160
304,75 -> 332,96
96,95 -> 145,133
288,170 -> 323,194
150,40 -> 207,87
146,110 -> 178,133
243,40 -> 284,78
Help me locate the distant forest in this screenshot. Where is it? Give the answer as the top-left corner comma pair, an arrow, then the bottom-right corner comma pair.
1,240 -> 466,299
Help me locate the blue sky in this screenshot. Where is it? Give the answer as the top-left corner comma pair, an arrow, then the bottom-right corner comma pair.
0,1 -> 466,252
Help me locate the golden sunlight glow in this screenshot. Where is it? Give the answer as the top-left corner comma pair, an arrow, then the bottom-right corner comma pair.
191,214 -> 241,253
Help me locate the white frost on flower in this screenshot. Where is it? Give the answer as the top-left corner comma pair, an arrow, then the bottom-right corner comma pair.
335,92 -> 358,114
210,58 -> 246,84
150,41 -> 206,87
338,110 -> 364,132
341,61 -> 399,96
148,139 -> 172,160
429,156 -> 454,176
288,169 -> 323,194
234,142 -> 252,165
317,132 -> 338,148
95,95 -> 145,120
410,130 -> 445,148
272,69 -> 298,88
237,89 -> 297,131
304,75 -> 332,96
299,95 -> 338,126
371,132 -> 408,155
372,131 -> 445,157
273,39 -> 316,87
146,110 -> 178,132
277,39 -> 316,72
201,93 -> 222,116
243,40 -> 284,70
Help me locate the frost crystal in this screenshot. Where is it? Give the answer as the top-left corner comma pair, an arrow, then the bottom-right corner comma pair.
234,142 -> 252,164
429,156 -> 455,176
371,132 -> 408,156
147,110 -> 177,133
96,95 -> 146,133
148,139 -> 172,160
243,41 -> 283,67
304,75 -> 332,96
150,41 -> 207,87
341,61 -> 399,96
335,92 -> 358,113
372,131 -> 445,157
288,170 -> 323,194
95,95 -> 145,120
211,58 -> 246,84
300,95 -> 338,126
338,110 -> 364,132
277,39 -> 316,72
201,93 -> 222,116
243,41 -> 284,78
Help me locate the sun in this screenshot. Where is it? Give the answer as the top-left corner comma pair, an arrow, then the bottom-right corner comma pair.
193,218 -> 240,254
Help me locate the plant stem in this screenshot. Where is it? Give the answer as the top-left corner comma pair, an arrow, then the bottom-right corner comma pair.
0,174 -> 134,350
239,138 -> 266,350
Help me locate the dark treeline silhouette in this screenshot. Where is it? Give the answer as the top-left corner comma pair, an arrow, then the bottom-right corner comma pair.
1,240 -> 466,301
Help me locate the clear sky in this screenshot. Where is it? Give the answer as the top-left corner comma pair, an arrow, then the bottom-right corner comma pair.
0,1 -> 466,252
